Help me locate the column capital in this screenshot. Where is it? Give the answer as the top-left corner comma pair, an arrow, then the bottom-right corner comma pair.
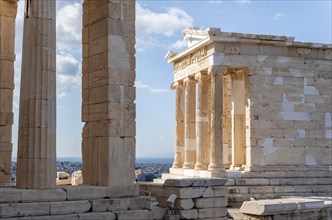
170,81 -> 184,90
183,76 -> 196,85
195,71 -> 209,81
207,66 -> 228,76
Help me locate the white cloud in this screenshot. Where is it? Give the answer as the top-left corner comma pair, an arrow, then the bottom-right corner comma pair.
56,54 -> 81,97
234,0 -> 251,4
136,36 -> 160,52
273,13 -> 283,21
135,81 -> 168,93
56,2 -> 82,51
170,39 -> 188,50
136,3 -> 193,51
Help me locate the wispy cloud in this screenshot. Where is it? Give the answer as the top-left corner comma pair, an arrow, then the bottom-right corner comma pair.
56,53 -> 81,98
234,0 -> 251,5
135,81 -> 169,93
208,0 -> 223,4
136,3 -> 193,51
272,12 -> 283,21
170,39 -> 188,50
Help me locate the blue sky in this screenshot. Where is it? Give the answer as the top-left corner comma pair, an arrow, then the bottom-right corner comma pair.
12,0 -> 331,158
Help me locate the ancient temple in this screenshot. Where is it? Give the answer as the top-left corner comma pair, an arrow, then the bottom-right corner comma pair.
0,0 -> 331,219
165,27 -> 332,204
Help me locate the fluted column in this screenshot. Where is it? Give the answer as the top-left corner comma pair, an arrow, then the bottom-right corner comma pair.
0,0 -> 18,184
183,77 -> 196,169
16,0 -> 56,189
195,72 -> 210,170
208,67 -> 226,176
171,81 -> 185,168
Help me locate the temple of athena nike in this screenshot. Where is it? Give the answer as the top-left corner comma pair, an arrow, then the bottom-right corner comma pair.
0,0 -> 331,219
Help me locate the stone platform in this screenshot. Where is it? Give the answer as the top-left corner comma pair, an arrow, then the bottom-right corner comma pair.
226,169 -> 332,206
140,178 -> 228,220
228,196 -> 332,220
0,185 -> 166,219
160,168 -> 332,207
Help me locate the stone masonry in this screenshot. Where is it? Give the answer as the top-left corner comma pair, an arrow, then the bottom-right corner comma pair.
0,186 -> 166,219
140,178 -> 228,220
0,0 -> 18,184
81,0 -> 136,189
16,0 -> 57,189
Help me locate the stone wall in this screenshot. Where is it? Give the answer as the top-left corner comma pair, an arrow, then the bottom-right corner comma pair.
0,185 -> 166,219
245,47 -> 332,169
140,178 -> 228,220
209,33 -> 332,171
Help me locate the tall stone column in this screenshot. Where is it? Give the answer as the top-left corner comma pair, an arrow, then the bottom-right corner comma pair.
230,73 -> 246,168
82,0 -> 136,189
195,72 -> 210,170
16,0 -> 57,189
171,81 -> 184,168
183,77 -> 196,169
0,0 -> 18,184
208,67 -> 226,177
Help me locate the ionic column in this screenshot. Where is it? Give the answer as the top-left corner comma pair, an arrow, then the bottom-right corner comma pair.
195,72 -> 210,170
16,0 -> 57,189
0,0 -> 18,184
208,67 -> 226,176
183,77 -> 196,169
171,81 -> 185,168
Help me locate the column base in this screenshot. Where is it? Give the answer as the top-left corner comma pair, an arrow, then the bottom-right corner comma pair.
194,163 -> 207,170
172,162 -> 183,169
230,164 -> 245,171
182,162 -> 195,169
169,168 -> 226,178
208,163 -> 224,172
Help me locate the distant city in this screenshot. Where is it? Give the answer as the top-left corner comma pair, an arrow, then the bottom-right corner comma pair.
10,157 -> 172,182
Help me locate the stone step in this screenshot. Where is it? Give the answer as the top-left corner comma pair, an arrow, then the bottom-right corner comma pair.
0,185 -> 140,204
0,200 -> 92,218
1,212 -> 117,220
228,170 -> 332,179
228,184 -> 332,195
226,177 -> 332,186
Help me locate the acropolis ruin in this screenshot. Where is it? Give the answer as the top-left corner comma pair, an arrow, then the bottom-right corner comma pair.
0,0 -> 331,219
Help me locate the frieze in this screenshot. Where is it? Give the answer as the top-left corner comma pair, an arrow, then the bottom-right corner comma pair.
296,48 -> 312,55
224,45 -> 240,54
174,47 -> 207,71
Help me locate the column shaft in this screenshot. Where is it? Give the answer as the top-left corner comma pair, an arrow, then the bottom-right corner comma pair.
195,73 -> 210,170
0,0 -> 18,184
183,77 -> 196,169
208,68 -> 225,176
82,0 -> 136,189
16,0 -> 57,189
231,74 -> 246,168
172,82 -> 184,168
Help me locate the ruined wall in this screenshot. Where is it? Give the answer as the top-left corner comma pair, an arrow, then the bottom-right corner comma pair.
140,178 -> 228,220
247,46 -> 332,168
